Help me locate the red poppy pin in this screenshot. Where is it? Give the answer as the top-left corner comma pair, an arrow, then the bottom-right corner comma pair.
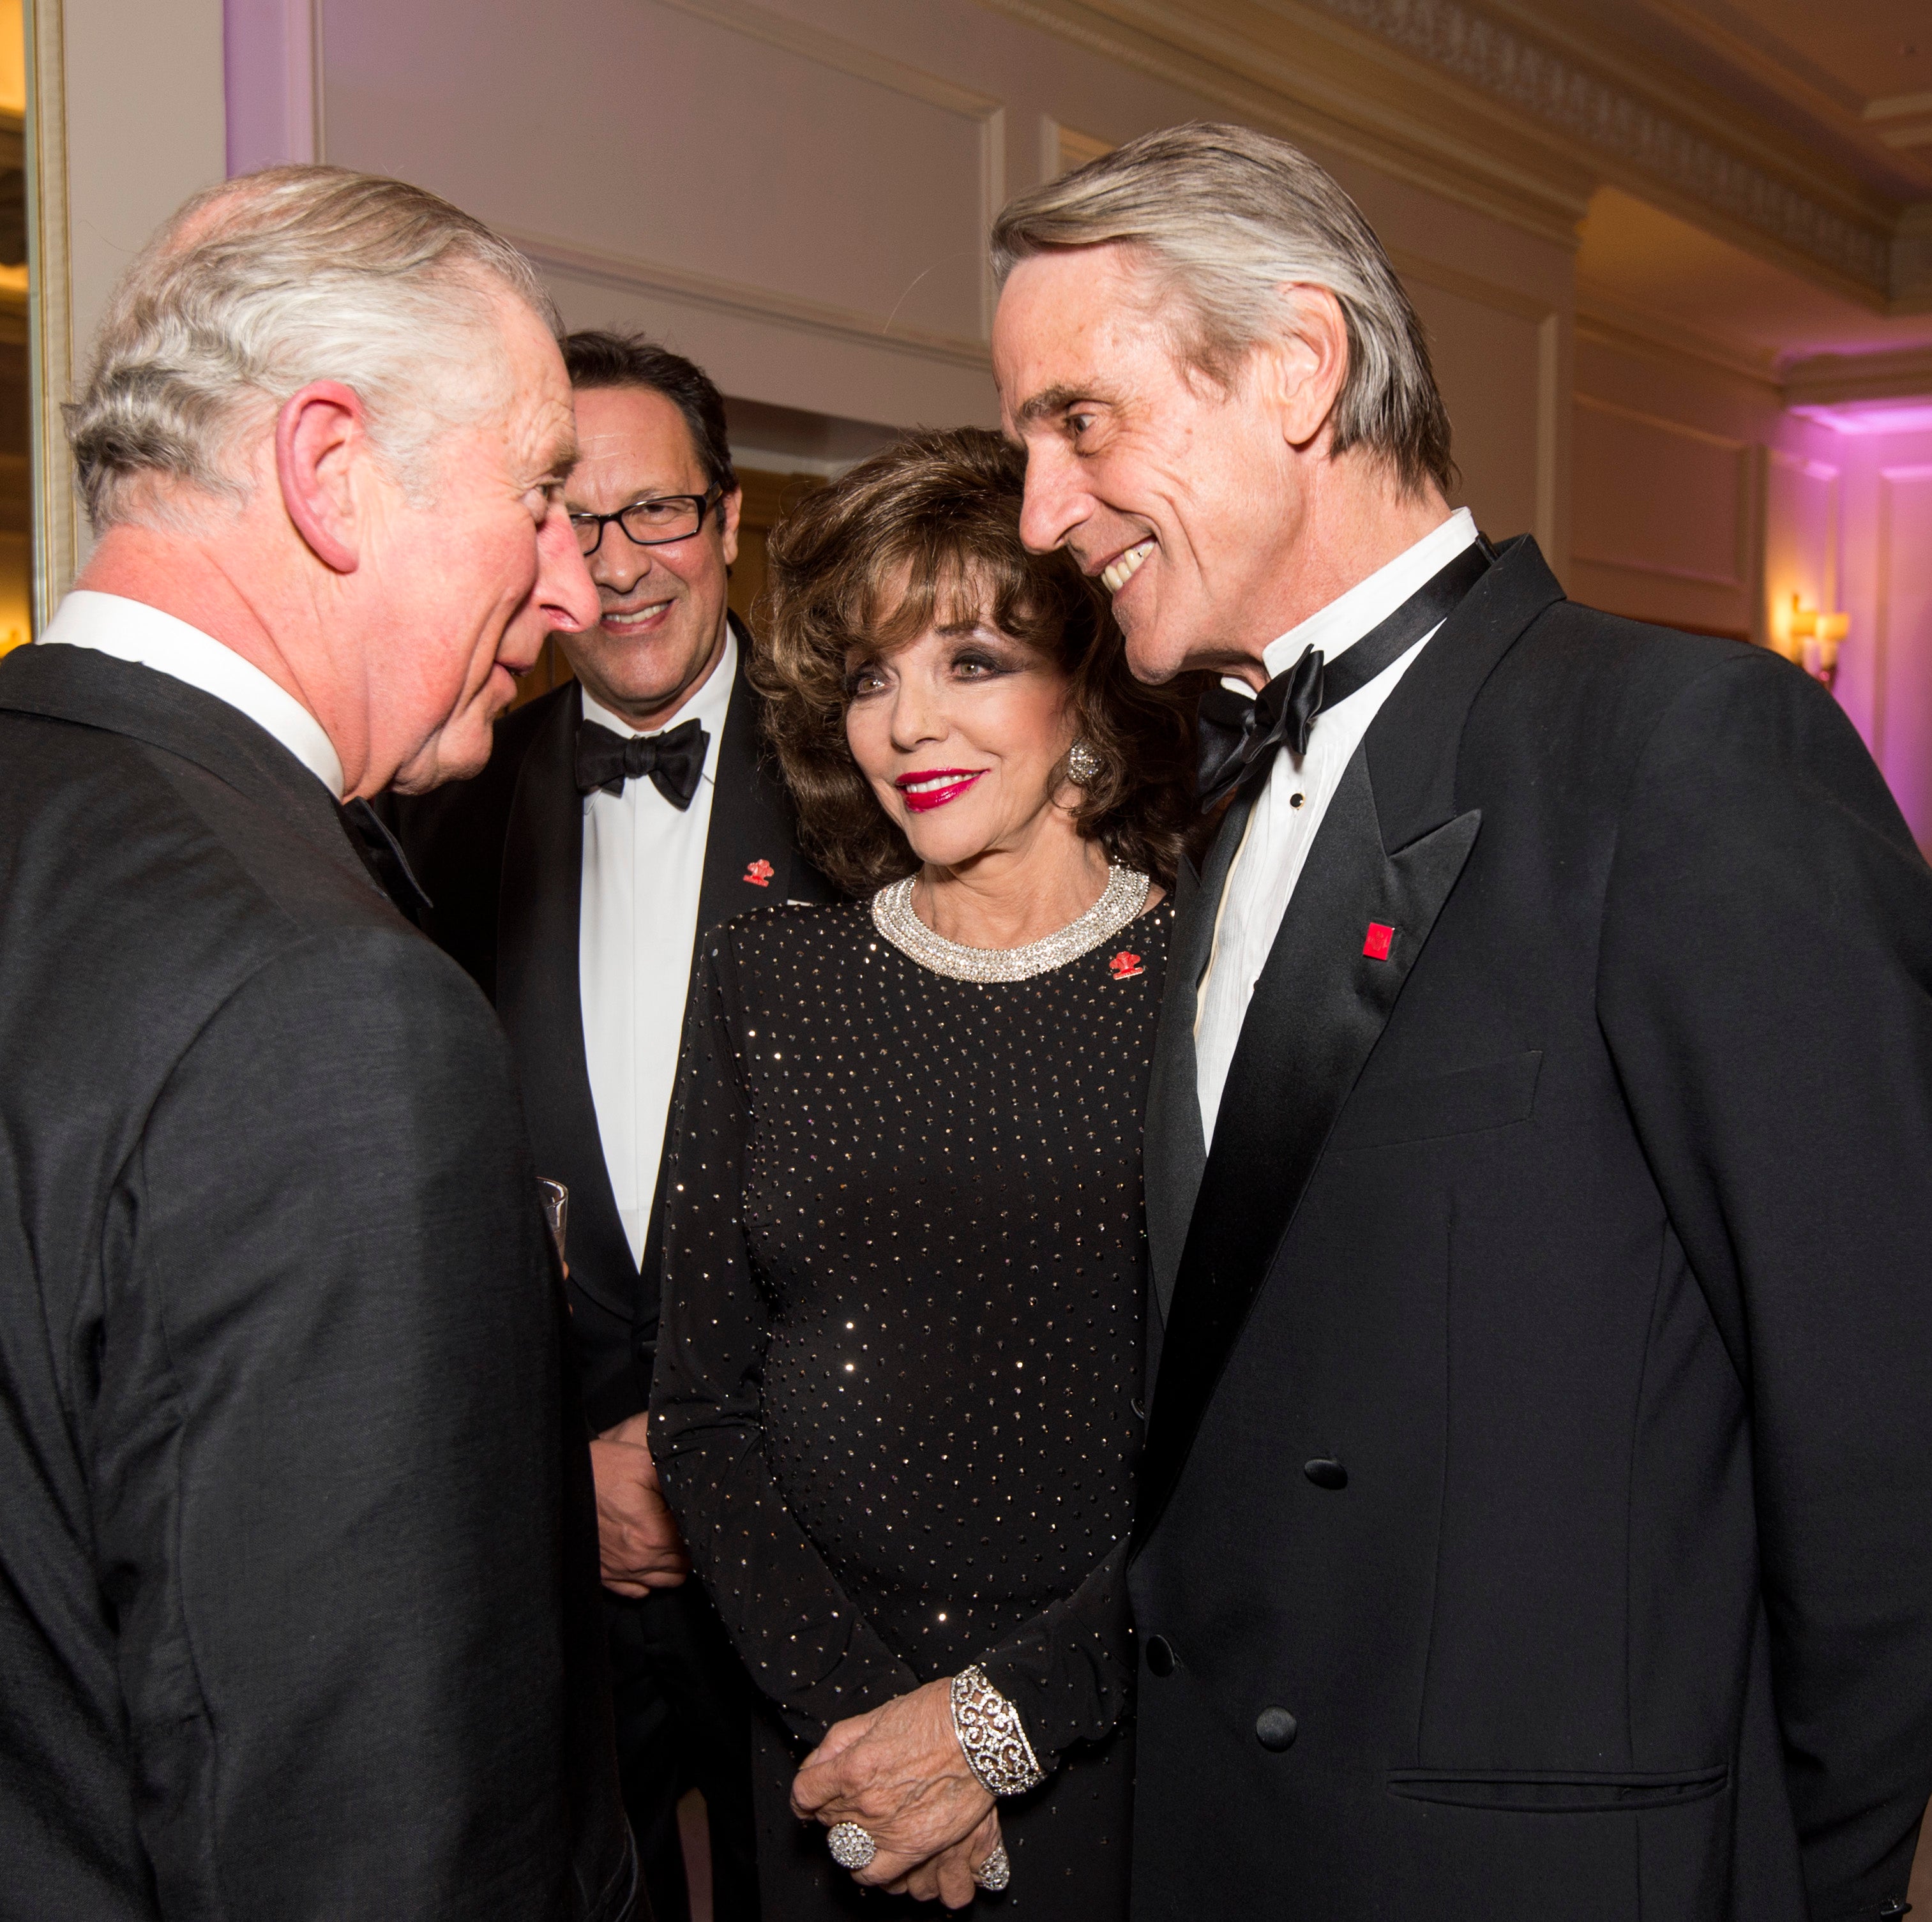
1108,950 -> 1145,981
743,859 -> 774,887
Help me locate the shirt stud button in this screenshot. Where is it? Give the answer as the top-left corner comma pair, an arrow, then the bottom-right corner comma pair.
1290,792 -> 1305,808
1255,1708 -> 1298,1751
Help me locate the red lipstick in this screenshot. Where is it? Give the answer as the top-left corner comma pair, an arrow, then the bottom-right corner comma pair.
894,768 -> 985,813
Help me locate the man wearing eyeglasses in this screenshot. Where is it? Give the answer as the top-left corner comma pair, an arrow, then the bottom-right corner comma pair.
389,330 -> 832,1922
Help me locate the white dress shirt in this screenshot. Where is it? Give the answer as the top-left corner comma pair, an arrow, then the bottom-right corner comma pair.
1195,508 -> 1479,1148
38,589 -> 345,797
579,627 -> 737,1268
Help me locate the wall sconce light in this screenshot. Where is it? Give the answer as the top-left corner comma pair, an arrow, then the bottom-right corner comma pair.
1786,594 -> 1849,692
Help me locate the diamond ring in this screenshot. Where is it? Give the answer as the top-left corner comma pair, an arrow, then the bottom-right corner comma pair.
972,1841 -> 1011,1892
827,1822 -> 877,1871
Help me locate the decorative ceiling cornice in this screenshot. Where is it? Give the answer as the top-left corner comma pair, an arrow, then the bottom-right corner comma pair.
1783,345 -> 1932,409
1304,0 -> 1888,291
976,0 -> 1596,246
976,0 -> 1905,306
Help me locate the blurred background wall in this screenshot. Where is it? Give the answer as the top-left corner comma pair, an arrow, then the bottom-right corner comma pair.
29,0 -> 1932,856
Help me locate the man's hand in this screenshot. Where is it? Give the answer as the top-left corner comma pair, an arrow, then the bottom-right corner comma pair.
590,1412 -> 690,1596
792,1679 -> 997,1902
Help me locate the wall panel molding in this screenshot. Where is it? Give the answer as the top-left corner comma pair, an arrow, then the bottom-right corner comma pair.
1574,283 -> 1779,393
1387,245 -> 1563,562
1784,346 -> 1932,409
645,0 -> 1005,337
506,228 -> 994,373
973,0 -> 1898,303
1572,393 -> 1751,589
975,0 -> 1595,246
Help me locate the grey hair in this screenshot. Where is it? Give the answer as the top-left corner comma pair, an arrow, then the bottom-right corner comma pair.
67,164 -> 561,533
992,123 -> 1454,495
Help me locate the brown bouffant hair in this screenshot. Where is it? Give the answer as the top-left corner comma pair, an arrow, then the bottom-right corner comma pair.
753,427 -> 1198,897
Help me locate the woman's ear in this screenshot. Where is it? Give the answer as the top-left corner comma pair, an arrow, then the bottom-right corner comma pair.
275,380 -> 372,574
1255,286 -> 1350,453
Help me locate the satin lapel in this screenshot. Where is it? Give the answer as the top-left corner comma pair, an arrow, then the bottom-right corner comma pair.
495,682 -> 637,1319
697,623 -> 810,925
1132,747 -> 1481,1552
1145,795 -> 1253,1333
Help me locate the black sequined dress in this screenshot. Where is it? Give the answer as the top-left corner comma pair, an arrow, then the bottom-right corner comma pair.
652,893 -> 1174,1919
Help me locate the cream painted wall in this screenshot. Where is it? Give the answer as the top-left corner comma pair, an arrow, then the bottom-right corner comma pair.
300,0 -> 1569,567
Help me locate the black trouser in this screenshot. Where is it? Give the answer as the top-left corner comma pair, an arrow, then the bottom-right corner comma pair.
605,1582 -> 760,1922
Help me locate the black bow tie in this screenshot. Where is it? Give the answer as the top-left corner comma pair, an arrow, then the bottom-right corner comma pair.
574,714 -> 709,809
1195,539 -> 1493,813
340,797 -> 434,926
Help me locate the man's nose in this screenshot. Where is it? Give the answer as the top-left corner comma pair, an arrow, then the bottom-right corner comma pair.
591,530 -> 656,597
541,510 -> 601,634
1018,443 -> 1085,557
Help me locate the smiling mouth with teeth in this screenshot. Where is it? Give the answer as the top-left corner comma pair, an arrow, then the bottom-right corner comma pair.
894,768 -> 986,814
1099,539 -> 1154,595
601,599 -> 677,631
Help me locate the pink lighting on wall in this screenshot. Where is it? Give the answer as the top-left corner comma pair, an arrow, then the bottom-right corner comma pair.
1790,400 -> 1932,438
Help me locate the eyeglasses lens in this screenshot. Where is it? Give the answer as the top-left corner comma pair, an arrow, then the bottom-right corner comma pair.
572,496 -> 705,556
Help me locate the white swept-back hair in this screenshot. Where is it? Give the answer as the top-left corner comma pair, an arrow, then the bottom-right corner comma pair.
66,164 -> 559,533
992,123 -> 1454,495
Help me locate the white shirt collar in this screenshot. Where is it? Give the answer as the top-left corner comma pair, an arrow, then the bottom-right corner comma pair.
1246,507 -> 1479,689
578,620 -> 737,790
40,589 -> 346,798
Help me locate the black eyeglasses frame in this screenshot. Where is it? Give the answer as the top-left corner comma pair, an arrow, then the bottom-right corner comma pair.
570,488 -> 721,559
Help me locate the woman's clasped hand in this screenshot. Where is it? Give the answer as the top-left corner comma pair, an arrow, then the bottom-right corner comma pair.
790,1680 -> 1002,1907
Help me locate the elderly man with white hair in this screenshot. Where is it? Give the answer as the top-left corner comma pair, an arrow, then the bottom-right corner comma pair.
0,167 -> 637,1919
988,124 -> 1932,1922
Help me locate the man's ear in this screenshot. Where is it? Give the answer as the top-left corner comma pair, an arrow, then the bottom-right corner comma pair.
275,380 -> 372,574
718,484 -> 743,570
1258,286 -> 1351,453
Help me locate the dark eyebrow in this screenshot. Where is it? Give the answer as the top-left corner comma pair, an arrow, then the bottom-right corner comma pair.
1014,383 -> 1098,428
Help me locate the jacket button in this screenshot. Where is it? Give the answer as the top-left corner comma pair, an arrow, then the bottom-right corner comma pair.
1144,1634 -> 1176,1678
1303,1459 -> 1348,1490
1255,1707 -> 1298,1751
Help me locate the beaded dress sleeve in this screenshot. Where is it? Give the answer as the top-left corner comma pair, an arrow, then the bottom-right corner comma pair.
976,1542 -> 1134,1765
651,940 -> 921,1743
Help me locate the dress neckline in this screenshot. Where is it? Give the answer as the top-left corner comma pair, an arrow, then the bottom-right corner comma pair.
869,864 -> 1152,983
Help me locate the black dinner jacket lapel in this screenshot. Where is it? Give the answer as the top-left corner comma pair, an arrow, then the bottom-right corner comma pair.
494,679 -> 638,1321
1133,536 -> 1564,1552
694,615 -> 827,926
1141,792 -> 1254,1392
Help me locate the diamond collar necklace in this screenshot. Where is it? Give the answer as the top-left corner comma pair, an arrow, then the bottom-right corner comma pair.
871,862 -> 1152,984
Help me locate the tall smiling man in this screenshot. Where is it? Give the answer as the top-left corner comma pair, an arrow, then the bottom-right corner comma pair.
393,331 -> 831,1922
993,124 -> 1932,1922
0,169 -> 634,1917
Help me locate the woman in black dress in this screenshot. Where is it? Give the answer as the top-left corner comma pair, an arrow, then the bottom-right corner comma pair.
650,429 -> 1196,1915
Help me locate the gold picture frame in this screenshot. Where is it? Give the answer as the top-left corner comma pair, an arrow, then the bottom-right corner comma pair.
25,0 -> 70,635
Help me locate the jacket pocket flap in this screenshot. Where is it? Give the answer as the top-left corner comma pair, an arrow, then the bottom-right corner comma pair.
1386,1764 -> 1727,1812
1330,1049 -> 1543,1153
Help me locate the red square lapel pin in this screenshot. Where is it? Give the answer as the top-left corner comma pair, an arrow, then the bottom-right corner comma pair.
1362,921 -> 1395,961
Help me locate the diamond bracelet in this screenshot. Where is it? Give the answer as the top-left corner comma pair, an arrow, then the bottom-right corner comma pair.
949,1664 -> 1045,1797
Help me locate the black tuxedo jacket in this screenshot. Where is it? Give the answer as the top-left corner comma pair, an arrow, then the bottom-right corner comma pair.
388,620 -> 834,1432
1130,538 -> 1932,1922
0,645 -> 634,1921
